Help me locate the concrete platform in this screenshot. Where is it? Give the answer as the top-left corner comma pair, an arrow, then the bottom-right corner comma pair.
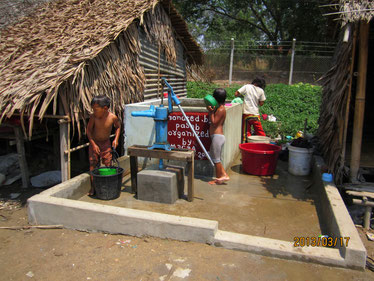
27,155 -> 367,269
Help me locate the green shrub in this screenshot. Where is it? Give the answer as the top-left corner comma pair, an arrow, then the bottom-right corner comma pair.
261,83 -> 321,138
187,81 -> 322,138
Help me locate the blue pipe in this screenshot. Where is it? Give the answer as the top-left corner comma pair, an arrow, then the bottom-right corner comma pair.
131,105 -> 156,118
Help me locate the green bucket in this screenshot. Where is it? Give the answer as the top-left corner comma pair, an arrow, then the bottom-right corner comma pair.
98,168 -> 117,176
204,94 -> 218,109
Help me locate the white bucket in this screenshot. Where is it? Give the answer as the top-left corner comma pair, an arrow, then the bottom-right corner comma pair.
247,136 -> 271,143
288,145 -> 313,176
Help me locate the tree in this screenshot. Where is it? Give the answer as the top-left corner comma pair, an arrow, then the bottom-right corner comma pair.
173,0 -> 336,46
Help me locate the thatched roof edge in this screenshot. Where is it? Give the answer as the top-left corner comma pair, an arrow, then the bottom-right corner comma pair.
0,0 -> 203,132
330,0 -> 374,24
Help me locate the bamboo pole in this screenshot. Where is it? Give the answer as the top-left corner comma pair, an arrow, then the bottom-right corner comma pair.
350,21 -> 369,181
0,225 -> 63,230
341,25 -> 357,168
13,113 -> 70,120
64,134 -> 115,154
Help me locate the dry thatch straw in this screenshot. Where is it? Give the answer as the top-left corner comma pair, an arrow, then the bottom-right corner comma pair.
0,0 -> 203,138
318,1 -> 373,184
338,0 -> 374,24
318,23 -> 354,184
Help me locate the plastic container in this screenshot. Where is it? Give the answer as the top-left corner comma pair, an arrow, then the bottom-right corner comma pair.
322,173 -> 333,182
247,136 -> 271,143
98,167 -> 117,176
239,143 -> 281,176
92,166 -> 124,200
288,145 -> 313,176
204,95 -> 218,109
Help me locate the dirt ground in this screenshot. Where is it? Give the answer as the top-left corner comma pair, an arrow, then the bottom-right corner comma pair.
1,184 -> 374,281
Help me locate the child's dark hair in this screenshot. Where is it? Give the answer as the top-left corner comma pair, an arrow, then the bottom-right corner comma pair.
91,95 -> 111,108
213,88 -> 226,105
252,77 -> 266,90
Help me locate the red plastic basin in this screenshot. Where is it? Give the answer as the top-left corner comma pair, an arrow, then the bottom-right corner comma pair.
239,143 -> 281,176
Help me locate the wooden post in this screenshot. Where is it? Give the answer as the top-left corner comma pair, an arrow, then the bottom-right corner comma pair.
13,126 -> 29,188
341,24 -> 357,169
229,38 -> 234,85
130,156 -> 138,194
53,132 -> 60,170
59,121 -> 70,181
350,22 -> 369,181
364,206 -> 372,230
187,157 -> 194,202
288,38 -> 296,85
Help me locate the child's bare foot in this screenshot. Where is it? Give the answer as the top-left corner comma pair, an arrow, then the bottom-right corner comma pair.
88,188 -> 95,196
208,179 -> 226,185
218,175 -> 230,182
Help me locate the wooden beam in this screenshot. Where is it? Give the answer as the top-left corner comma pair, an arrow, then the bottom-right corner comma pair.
59,122 -> 70,181
342,182 -> 374,193
350,21 -> 369,181
346,190 -> 374,199
127,145 -> 194,161
13,126 -> 29,188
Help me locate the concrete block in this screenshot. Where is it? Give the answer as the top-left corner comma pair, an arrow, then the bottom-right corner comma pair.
137,169 -> 178,204
165,165 -> 185,198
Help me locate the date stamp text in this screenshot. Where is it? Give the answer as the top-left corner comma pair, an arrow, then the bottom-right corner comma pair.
293,236 -> 350,247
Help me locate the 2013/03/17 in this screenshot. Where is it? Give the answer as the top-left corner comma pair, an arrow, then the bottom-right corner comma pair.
294,236 -> 350,247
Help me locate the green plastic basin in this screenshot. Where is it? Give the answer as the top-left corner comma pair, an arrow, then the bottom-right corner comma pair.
204,95 -> 218,109
98,168 -> 117,176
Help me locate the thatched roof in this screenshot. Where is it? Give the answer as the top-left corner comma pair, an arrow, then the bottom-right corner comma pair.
0,0 -> 203,136
338,0 -> 374,24
324,0 -> 374,24
318,0 -> 373,183
317,24 -> 354,184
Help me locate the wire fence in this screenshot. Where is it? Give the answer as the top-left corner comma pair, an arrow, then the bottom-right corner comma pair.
202,39 -> 336,85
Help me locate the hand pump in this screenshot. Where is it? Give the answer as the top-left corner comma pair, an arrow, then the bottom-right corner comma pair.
131,78 -> 214,168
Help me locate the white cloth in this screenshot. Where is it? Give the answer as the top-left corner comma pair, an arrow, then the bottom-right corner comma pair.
237,84 -> 266,115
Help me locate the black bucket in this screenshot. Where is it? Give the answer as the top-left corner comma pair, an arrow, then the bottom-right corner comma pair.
92,166 -> 124,200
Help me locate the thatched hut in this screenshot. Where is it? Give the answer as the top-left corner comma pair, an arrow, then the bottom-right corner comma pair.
318,0 -> 373,186
0,0 -> 203,184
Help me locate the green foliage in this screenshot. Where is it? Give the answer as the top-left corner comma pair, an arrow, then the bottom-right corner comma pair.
173,0 -> 334,45
261,83 -> 322,138
187,81 -> 322,138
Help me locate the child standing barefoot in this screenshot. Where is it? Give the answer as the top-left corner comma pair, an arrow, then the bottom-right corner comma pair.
207,88 -> 229,185
87,95 -> 121,195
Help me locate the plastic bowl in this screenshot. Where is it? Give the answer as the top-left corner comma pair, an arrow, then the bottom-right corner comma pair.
98,168 -> 117,176
204,95 -> 218,108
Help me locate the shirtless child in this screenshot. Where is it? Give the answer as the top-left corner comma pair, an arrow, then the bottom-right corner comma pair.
207,88 -> 230,185
87,95 -> 121,195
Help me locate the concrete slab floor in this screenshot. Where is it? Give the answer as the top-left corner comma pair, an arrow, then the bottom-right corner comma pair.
80,156 -> 321,242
